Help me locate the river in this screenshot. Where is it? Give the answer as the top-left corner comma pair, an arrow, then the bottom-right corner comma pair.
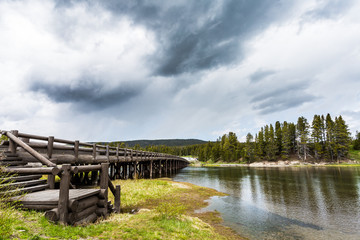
172,166 -> 360,240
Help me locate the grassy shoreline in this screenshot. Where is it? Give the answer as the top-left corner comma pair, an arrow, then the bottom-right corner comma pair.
0,179 -> 244,239
200,162 -> 360,168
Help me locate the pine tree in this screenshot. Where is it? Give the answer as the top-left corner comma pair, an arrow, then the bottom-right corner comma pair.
289,123 -> 297,154
353,131 -> 360,150
312,115 -> 324,161
333,115 -> 351,161
297,116 -> 310,161
264,124 -> 277,161
325,114 -> 335,161
281,121 -> 291,159
243,133 -> 255,163
275,121 -> 282,155
256,128 -> 265,160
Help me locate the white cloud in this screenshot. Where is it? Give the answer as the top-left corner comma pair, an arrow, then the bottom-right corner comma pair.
1,0 -> 360,141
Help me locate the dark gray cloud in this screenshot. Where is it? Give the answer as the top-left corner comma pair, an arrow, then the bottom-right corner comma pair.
251,81 -> 317,114
250,69 -> 276,83
30,74 -> 141,110
54,0 -> 296,77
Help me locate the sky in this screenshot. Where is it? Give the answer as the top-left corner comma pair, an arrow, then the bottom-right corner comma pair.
1,0 -> 360,142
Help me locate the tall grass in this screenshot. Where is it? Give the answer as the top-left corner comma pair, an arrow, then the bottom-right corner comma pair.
0,178 -> 232,239
0,166 -> 18,239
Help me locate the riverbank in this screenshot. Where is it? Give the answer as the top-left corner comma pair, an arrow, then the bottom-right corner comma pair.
200,160 -> 360,167
0,179 -> 244,239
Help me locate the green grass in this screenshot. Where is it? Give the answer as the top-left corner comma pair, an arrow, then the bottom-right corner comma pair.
349,149 -> 360,162
0,179 -> 238,240
201,161 -> 245,167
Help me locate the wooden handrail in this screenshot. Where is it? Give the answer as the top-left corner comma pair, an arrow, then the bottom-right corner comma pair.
4,130 -> 189,164
5,131 -> 57,167
4,167 -> 60,175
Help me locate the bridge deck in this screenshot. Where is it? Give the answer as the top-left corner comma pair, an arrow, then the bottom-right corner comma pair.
12,189 -> 100,209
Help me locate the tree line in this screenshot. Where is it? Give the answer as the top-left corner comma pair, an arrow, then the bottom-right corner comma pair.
113,113 -> 354,163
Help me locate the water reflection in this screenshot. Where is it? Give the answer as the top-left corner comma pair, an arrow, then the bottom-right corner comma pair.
173,167 -> 360,240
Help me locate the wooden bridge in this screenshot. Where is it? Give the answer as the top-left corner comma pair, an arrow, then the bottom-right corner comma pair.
0,130 -> 189,225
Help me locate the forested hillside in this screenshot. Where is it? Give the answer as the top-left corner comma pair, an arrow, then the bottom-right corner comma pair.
130,113 -> 355,163
103,139 -> 206,148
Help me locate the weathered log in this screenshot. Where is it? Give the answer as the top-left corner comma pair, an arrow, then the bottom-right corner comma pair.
95,207 -> 107,217
47,174 -> 55,189
73,165 -> 102,173
45,208 -> 59,222
4,167 -> 60,175
98,189 -> 106,199
6,131 -> 56,167
97,199 -> 107,207
68,205 -> 97,224
21,204 -> 57,211
74,140 -> 79,161
69,196 -> 99,213
108,179 -> 116,196
58,164 -> 71,224
74,213 -> 98,226
99,163 -> 109,216
8,130 -> 18,154
115,185 -> 121,213
47,136 -> 54,159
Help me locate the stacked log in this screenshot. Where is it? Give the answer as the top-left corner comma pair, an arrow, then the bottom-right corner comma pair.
44,190 -> 110,225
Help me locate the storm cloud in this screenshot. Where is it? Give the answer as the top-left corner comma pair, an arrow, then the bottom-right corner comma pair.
54,0 -> 297,76
1,0 -> 360,141
30,79 -> 141,110
250,81 -> 317,114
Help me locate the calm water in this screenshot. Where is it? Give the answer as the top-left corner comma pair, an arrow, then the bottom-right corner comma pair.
172,166 -> 360,240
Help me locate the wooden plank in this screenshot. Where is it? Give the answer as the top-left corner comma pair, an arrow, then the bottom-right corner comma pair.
22,204 -> 57,211
1,179 -> 47,189
3,184 -> 49,196
11,189 -> 101,204
0,175 -> 42,183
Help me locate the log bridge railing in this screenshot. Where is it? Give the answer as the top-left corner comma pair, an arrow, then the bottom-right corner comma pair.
0,130 -> 189,225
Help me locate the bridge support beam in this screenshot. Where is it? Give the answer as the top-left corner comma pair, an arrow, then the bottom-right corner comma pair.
150,160 -> 153,179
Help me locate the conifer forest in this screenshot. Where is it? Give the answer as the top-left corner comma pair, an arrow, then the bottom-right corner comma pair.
122,114 -> 356,163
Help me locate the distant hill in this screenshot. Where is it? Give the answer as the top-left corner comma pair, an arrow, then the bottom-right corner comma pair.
112,139 -> 207,148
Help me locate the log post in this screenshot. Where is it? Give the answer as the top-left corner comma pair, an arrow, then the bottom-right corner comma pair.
47,136 -> 55,189
92,143 -> 97,159
150,160 -> 153,179
9,130 -> 18,154
159,160 -> 162,177
74,140 -> 79,161
134,160 -> 138,180
165,159 -> 168,175
106,145 -> 109,160
48,174 -> 55,189
100,163 -> 109,215
47,136 -> 54,159
91,144 -> 98,184
59,164 -> 71,224
116,144 -> 119,161
115,185 -> 121,213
